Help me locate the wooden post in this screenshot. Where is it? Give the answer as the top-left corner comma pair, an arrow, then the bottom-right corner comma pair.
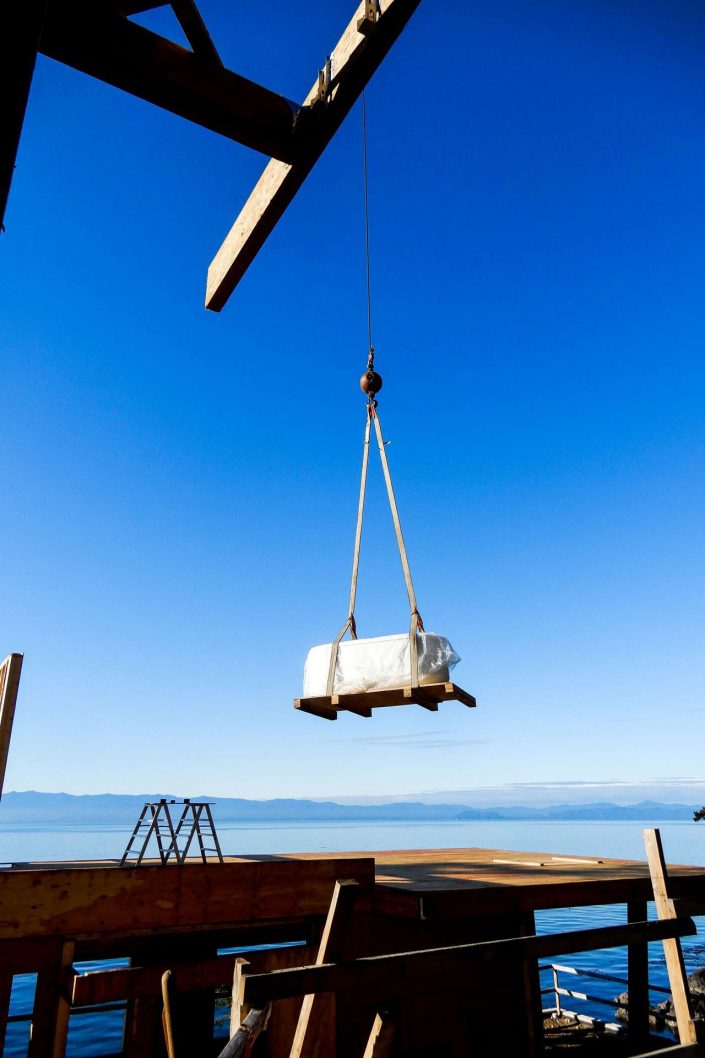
519,911 -> 543,1058
288,879 -> 360,1058
627,898 -> 650,1051
644,829 -> 700,1045
0,653 -> 23,800
230,958 -> 248,1038
28,940 -> 75,1058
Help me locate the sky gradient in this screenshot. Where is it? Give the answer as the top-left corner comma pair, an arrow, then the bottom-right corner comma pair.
1,0 -> 704,800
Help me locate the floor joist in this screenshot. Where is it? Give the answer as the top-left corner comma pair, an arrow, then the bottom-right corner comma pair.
205,0 -> 421,311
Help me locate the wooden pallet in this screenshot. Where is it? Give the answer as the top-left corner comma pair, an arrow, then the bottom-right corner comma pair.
294,682 -> 476,721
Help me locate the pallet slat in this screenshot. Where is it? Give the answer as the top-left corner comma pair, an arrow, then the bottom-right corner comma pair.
294,683 -> 476,720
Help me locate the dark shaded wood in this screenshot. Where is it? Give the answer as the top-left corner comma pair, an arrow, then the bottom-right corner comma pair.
0,969 -> 13,1056
627,898 -> 650,1051
125,935 -> 215,1058
27,940 -> 75,1058
519,911 -> 543,1058
206,0 -> 421,310
0,5 -> 46,232
72,943 -> 309,1004
218,1005 -> 270,1058
39,0 -> 298,161
243,918 -> 696,1007
170,0 -> 221,65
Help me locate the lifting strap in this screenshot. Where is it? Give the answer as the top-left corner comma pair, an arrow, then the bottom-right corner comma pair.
326,401 -> 424,697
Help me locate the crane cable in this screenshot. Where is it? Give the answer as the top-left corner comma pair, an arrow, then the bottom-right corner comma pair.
325,92 -> 424,698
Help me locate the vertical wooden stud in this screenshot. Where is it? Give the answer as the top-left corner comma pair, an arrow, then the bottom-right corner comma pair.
627,899 -> 650,1051
28,940 -> 75,1058
230,958 -> 249,1038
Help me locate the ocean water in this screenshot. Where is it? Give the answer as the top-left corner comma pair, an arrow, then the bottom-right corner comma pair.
2,819 -> 705,1056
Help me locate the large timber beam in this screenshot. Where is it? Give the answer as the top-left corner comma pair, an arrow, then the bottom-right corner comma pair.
39,0 -> 299,162
1,0 -> 48,232
205,0 -> 421,311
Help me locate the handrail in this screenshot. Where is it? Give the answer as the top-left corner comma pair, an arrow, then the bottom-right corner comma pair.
243,917 -> 696,1007
540,961 -> 678,1026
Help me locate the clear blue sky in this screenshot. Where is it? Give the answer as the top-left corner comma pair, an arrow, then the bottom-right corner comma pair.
2,0 -> 704,801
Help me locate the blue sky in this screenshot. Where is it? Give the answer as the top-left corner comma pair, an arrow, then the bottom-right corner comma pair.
1,0 -> 704,801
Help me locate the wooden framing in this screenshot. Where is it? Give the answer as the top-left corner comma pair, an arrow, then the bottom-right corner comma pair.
2,844 -> 705,1058
289,880 -> 360,1058
3,0 -> 420,303
294,682 -> 476,721
0,653 -> 23,800
205,0 -> 421,310
241,917 -> 697,1008
38,0 -> 298,162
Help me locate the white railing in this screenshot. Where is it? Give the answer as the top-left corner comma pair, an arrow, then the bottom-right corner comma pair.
540,961 -> 674,1027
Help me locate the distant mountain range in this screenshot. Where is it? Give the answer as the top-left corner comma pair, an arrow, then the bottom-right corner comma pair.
0,791 -> 701,825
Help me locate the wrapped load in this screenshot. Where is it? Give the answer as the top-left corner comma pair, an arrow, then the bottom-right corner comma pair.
303,632 -> 460,697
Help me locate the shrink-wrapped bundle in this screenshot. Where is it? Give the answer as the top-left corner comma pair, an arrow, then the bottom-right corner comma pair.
303,632 -> 460,697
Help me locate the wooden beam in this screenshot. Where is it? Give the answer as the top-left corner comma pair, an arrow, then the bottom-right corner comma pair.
1,3 -> 47,231
218,1005 -> 271,1058
0,653 -> 23,800
170,0 -> 221,66
288,880 -> 360,1058
39,0 -> 299,162
205,0 -> 421,310
243,917 -> 697,1007
0,857 -> 375,941
119,1 -> 170,12
644,829 -> 700,1046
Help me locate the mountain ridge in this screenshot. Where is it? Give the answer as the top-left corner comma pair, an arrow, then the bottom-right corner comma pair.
0,791 -> 700,824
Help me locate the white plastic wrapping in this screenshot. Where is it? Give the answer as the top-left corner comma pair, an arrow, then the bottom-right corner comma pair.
303,632 -> 460,697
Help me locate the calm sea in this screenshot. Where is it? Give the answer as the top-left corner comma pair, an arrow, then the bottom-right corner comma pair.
2,819 -> 704,1056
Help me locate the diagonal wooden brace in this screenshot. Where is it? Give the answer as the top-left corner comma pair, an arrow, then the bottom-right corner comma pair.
205,0 -> 421,310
